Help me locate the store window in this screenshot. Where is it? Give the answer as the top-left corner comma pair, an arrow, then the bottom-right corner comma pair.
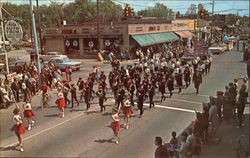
64,38 -> 80,54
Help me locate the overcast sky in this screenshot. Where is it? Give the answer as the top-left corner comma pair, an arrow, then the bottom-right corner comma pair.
6,0 -> 250,16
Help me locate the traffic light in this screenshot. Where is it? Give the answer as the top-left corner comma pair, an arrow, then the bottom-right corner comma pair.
124,6 -> 129,17
130,7 -> 134,17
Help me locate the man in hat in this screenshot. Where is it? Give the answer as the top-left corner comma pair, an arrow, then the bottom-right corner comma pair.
193,70 -> 202,95
70,84 -> 79,108
11,78 -> 20,102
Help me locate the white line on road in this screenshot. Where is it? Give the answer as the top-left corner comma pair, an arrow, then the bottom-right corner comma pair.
167,98 -> 202,105
144,103 -> 196,113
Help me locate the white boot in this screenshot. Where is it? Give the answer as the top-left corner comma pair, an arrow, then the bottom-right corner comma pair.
31,120 -> 35,127
28,125 -> 31,131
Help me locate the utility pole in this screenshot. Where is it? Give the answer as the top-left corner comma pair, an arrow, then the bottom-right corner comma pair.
29,0 -> 41,74
211,0 -> 215,39
0,3 -> 9,74
36,0 -> 43,54
97,0 -> 100,51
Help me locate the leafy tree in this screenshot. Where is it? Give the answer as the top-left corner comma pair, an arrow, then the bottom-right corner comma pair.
137,3 -> 169,18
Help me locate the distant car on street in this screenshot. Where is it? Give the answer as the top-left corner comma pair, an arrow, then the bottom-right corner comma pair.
39,52 -> 67,62
48,57 -> 82,71
208,45 -> 226,55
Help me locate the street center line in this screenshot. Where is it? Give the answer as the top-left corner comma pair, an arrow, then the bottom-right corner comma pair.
167,98 -> 202,105
144,103 -> 196,113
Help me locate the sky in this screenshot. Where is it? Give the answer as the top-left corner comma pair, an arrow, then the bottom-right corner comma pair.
5,0 -> 250,16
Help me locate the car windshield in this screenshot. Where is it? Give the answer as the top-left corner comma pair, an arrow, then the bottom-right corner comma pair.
63,58 -> 70,62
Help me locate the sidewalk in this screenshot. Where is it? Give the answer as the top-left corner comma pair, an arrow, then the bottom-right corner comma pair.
201,112 -> 249,158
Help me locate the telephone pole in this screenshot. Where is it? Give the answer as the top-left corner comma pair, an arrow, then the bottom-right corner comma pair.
211,0 -> 215,39
36,0 -> 43,54
97,0 -> 100,51
0,3 -> 9,74
29,0 -> 41,74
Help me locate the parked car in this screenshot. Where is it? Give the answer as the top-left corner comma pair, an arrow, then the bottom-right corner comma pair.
40,52 -> 67,62
48,57 -> 82,71
9,61 -> 28,74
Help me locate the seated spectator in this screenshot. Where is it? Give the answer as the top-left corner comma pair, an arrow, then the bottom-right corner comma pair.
155,136 -> 169,158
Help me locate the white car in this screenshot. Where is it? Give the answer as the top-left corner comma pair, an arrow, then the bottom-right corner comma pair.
40,52 -> 68,61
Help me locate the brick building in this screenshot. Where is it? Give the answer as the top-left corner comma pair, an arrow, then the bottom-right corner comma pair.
42,18 -> 195,58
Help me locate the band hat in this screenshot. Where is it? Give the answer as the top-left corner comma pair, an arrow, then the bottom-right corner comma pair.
24,103 -> 32,110
112,113 -> 120,121
124,100 -> 131,107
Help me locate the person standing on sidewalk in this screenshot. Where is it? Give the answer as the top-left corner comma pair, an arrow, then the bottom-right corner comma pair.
236,86 -> 248,128
154,136 -> 169,158
11,78 -> 20,102
208,96 -> 218,135
10,108 -> 26,152
23,103 -> 35,130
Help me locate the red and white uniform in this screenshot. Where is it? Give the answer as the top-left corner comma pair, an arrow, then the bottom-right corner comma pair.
23,103 -> 35,119
110,113 -> 120,134
11,115 -> 26,135
57,93 -> 65,108
122,100 -> 133,117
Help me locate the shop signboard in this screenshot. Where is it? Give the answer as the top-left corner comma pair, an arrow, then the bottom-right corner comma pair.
4,20 -> 23,44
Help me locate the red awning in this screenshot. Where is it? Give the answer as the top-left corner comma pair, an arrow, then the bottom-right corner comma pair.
175,31 -> 188,38
175,31 -> 194,38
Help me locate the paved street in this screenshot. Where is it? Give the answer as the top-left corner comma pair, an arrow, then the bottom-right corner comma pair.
0,47 -> 249,157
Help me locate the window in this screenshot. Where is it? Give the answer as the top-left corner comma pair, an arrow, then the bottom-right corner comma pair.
136,27 -> 143,32
157,26 -> 160,30
149,26 -> 156,31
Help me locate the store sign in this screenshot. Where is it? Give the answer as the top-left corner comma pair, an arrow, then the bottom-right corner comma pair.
4,20 -> 23,44
65,40 -> 70,47
105,40 -> 111,46
88,41 -> 94,48
73,40 -> 78,47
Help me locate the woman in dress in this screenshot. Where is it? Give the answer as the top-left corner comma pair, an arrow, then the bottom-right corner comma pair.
110,111 -> 121,144
122,99 -> 133,129
23,103 -> 35,131
10,108 -> 26,151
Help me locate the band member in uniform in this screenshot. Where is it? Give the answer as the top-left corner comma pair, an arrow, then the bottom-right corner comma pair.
11,108 -> 26,151
137,87 -> 145,117
167,72 -> 175,98
175,70 -> 183,94
159,80 -> 166,102
70,84 -> 79,108
110,111 -> 121,144
56,93 -> 65,118
148,83 -> 155,108
23,103 -> 35,130
96,86 -> 106,112
184,66 -> 191,88
193,70 -> 202,95
122,99 -> 133,129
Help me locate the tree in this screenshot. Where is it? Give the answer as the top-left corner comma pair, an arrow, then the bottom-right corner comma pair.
137,3 -> 169,18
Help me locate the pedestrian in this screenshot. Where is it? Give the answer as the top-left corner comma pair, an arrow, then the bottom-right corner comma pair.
110,112 -> 121,144
23,103 -> 35,130
184,66 -> 191,88
208,96 -> 217,135
10,108 -> 26,152
70,84 -> 79,108
159,80 -> 166,102
175,70 -> 183,94
236,86 -> 248,128
122,99 -> 133,129
56,92 -> 65,118
154,136 -> 169,158
11,78 -> 20,102
65,66 -> 70,81
167,73 -> 174,98
175,136 -> 189,158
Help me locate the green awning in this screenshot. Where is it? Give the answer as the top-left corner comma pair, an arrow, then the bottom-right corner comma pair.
131,32 -> 179,47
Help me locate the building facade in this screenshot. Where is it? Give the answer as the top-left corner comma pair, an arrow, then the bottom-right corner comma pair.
42,18 -> 195,58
